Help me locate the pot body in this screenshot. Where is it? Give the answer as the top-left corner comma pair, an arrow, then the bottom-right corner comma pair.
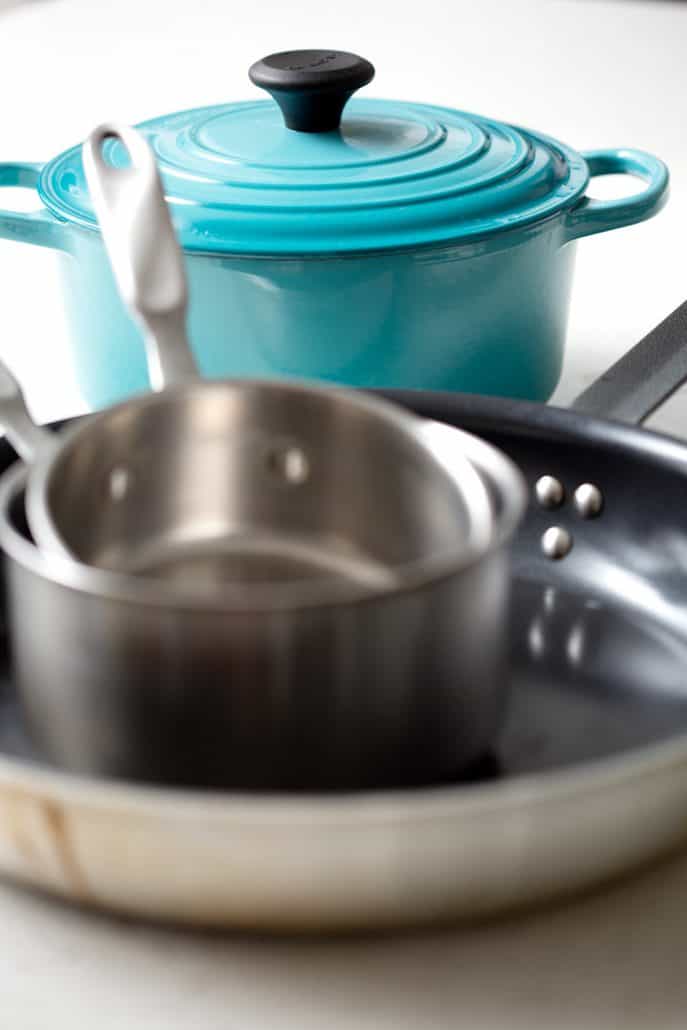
0,146 -> 669,409
58,221 -> 576,409
2,466 -> 512,790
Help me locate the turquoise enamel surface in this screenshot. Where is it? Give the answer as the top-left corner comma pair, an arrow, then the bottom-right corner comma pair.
58,221 -> 577,409
38,99 -> 594,255
0,90 -> 669,407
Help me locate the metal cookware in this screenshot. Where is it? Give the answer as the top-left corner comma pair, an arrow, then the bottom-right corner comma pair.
2,300 -> 687,929
0,49 -> 668,409
0,124 -> 527,791
0,428 -> 522,789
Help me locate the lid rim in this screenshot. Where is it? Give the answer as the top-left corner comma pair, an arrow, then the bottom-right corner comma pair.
38,99 -> 590,256
45,204 -> 574,258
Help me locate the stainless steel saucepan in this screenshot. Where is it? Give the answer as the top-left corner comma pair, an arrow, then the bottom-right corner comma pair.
0,124 -> 526,790
1,428 -> 524,790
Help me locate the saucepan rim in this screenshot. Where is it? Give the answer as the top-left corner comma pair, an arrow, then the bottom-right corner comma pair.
0,383 -> 526,613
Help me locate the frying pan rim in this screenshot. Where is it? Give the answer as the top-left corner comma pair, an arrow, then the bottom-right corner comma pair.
378,388 -> 687,470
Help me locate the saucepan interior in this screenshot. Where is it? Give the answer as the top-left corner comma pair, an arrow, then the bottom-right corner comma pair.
37,379 -> 495,591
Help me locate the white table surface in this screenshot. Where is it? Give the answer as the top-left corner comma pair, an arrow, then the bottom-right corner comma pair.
1,0 -> 687,1025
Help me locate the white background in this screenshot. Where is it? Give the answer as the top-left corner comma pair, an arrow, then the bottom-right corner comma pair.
0,0 -> 686,427
1,1 -> 687,1027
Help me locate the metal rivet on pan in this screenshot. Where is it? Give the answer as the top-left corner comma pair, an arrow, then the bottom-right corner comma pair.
535,475 -> 565,510
573,483 -> 604,519
541,526 -> 573,560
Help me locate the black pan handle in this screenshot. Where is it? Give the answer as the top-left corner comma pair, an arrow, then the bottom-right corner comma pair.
572,300 -> 687,425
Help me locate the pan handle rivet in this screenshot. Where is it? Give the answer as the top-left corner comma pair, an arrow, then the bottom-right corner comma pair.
535,475 -> 565,509
541,526 -> 573,560
574,483 -> 603,518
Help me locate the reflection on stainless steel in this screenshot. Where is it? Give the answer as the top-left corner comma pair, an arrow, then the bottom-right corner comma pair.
528,616 -> 546,658
569,547 -> 687,636
573,482 -> 604,518
566,619 -> 585,666
510,579 -> 687,736
526,592 -> 585,668
643,528 -> 687,575
535,474 -> 565,509
541,525 -> 573,559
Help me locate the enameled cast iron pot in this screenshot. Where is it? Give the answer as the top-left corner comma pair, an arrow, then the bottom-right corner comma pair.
0,49 -> 669,410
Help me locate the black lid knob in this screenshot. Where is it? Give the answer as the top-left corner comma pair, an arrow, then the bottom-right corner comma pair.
249,50 -> 375,133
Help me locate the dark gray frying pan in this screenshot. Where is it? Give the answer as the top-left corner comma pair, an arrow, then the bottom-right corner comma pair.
0,304 -> 687,931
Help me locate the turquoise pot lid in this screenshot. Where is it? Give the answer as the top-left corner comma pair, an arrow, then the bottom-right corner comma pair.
37,50 -> 590,255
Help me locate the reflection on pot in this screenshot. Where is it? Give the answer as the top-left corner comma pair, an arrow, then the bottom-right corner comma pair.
206,254 -> 396,381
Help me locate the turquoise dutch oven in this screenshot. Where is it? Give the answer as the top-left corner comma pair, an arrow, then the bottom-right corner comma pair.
0,50 -> 669,409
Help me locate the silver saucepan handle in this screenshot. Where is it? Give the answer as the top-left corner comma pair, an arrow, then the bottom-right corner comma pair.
82,122 -> 198,391
0,360 -> 58,464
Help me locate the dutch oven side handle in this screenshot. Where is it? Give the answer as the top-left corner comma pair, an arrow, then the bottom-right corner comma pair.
563,148 -> 669,242
0,163 -> 69,251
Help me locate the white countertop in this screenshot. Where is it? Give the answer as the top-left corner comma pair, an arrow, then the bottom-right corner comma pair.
1,0 -> 687,1025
